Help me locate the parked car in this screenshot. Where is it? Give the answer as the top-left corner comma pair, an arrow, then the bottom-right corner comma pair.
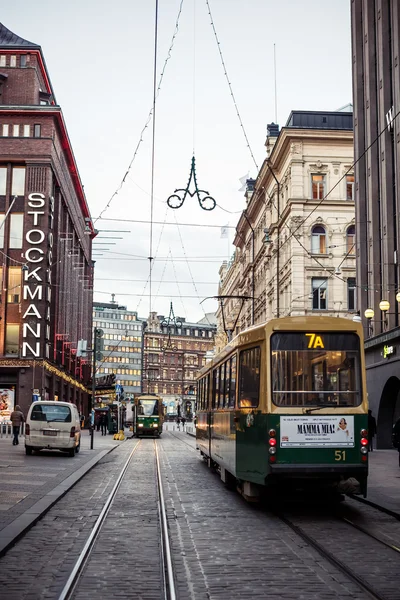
25,401 -> 81,457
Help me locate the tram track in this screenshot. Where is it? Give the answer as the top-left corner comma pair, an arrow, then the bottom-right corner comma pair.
56,437 -> 176,600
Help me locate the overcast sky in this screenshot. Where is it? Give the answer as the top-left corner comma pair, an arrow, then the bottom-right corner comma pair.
2,0 -> 352,323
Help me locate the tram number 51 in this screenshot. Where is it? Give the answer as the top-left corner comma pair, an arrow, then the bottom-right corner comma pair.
334,450 -> 346,461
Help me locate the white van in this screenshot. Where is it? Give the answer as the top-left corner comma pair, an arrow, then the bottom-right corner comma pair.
25,401 -> 81,457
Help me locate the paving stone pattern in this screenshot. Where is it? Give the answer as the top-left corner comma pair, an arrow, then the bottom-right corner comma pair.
284,504 -> 400,600
0,440 -> 135,599
73,439 -> 164,600
0,431 -> 121,529
160,432 -> 368,600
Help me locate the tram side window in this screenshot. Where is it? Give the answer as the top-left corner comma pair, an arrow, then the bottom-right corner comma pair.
229,355 -> 237,408
198,379 -> 202,410
205,374 -> 210,410
239,347 -> 260,408
219,363 -> 226,409
213,368 -> 220,409
224,359 -> 231,408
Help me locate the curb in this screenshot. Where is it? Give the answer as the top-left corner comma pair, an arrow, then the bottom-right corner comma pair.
186,430 -> 196,438
0,443 -> 120,557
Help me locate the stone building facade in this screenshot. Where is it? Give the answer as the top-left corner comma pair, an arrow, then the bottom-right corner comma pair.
143,310 -> 216,418
351,0 -> 400,446
0,24 -> 95,417
216,110 -> 356,352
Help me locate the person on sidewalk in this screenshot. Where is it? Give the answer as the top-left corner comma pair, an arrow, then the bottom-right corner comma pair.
181,417 -> 186,431
368,409 -> 377,451
10,405 -> 24,446
100,413 -> 108,436
392,417 -> 400,467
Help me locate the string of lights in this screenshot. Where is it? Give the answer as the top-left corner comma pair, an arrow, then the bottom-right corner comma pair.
95,0 -> 185,223
205,0 -> 258,171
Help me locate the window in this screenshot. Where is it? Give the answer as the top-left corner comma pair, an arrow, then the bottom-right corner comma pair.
23,125 -> 30,137
229,355 -> 237,408
20,55 -> 27,67
11,167 -> 25,196
271,332 -> 362,407
311,174 -> 326,199
0,56 -> 5,67
219,363 -> 226,408
238,347 -> 260,408
347,225 -> 356,255
0,168 -> 6,194
10,56 -> 16,67
212,367 -> 220,409
311,225 -> 327,254
312,278 -> 327,310
346,175 -> 354,200
31,404 -> 71,422
9,214 -> 23,248
5,324 -> 19,354
13,125 -> 19,137
347,278 -> 356,311
0,214 -> 5,248
2,125 -> 9,137
7,267 -> 21,303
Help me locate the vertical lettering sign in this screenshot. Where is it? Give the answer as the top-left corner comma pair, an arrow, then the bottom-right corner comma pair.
22,192 -> 54,358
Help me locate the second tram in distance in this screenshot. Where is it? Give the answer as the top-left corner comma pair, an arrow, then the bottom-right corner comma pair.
132,394 -> 164,437
196,316 -> 368,500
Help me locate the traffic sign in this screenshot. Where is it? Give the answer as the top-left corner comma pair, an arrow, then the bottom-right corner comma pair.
115,384 -> 122,394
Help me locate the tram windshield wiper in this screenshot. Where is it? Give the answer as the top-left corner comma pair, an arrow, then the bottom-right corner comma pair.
304,404 -> 337,414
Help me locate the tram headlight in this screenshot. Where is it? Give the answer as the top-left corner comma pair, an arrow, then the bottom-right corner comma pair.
268,429 -> 276,437
268,438 -> 277,446
138,424 -> 144,428
361,437 -> 368,446
360,429 -> 368,437
268,447 -> 276,455
360,446 -> 368,454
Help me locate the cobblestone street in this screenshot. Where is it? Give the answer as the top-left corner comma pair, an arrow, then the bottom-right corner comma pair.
0,431 -> 398,599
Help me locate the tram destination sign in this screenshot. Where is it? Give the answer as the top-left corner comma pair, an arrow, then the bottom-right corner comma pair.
280,415 -> 355,447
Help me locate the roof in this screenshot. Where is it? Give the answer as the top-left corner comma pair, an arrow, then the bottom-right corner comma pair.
197,313 -> 217,326
285,110 -> 353,131
0,23 -> 40,49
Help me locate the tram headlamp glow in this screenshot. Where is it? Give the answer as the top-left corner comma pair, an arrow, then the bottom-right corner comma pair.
268,447 -> 276,455
360,447 -> 368,454
268,438 -> 277,446
361,437 -> 368,446
268,429 -> 276,437
153,424 -> 158,428
360,429 -> 368,437
138,424 -> 144,428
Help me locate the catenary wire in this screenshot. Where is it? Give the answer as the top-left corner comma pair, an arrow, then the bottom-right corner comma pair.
149,0 -> 159,320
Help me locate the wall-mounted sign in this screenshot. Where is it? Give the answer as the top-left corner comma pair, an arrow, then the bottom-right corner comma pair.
383,344 -> 395,359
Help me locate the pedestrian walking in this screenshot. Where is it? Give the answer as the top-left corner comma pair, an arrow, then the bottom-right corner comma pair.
181,417 -> 186,431
96,413 -> 101,432
392,417 -> 400,467
10,405 -> 24,446
368,409 -> 377,451
100,413 -> 108,436
176,417 -> 181,431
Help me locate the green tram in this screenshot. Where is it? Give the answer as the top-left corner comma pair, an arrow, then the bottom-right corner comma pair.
196,316 -> 369,501
133,394 -> 163,437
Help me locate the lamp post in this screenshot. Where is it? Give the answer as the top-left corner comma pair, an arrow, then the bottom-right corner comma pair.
379,300 -> 390,330
364,308 -> 375,336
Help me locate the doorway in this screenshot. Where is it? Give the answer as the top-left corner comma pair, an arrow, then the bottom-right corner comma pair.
377,376 -> 400,448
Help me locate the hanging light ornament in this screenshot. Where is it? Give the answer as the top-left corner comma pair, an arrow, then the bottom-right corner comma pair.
161,302 -> 183,351
167,155 -> 216,211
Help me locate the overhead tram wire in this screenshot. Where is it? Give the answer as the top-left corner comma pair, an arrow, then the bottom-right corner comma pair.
149,0 -> 159,320
94,0 -> 184,223
173,212 -> 212,325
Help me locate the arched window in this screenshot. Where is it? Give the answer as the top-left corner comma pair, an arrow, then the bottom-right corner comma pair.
347,225 -> 356,254
311,225 -> 327,254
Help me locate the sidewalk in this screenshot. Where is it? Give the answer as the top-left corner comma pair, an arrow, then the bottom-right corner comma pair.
365,449 -> 400,515
0,429 -> 124,554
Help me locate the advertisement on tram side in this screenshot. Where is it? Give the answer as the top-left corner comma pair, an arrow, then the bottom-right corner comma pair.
280,415 -> 355,447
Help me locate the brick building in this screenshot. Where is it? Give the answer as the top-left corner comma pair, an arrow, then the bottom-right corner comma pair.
0,23 -> 95,418
143,310 -> 216,418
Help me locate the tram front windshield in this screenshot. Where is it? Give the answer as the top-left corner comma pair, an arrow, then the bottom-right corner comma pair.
271,332 -> 362,407
138,399 -> 159,416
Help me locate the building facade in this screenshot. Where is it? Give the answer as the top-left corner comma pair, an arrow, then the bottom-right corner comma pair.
216,110 -> 356,352
0,24 -> 95,417
143,310 -> 216,418
351,0 -> 400,446
93,301 -> 144,401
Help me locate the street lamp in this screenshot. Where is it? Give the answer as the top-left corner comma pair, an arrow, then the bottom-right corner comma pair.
379,300 -> 390,329
364,308 -> 374,336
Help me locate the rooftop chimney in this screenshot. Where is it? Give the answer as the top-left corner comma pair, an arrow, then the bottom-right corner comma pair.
267,122 -> 280,137
245,178 -> 256,205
